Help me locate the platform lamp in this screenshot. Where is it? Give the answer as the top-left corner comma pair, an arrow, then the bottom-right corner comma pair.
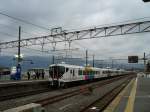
14,54 -> 24,80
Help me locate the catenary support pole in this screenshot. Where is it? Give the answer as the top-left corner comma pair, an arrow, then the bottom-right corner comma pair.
16,26 -> 21,80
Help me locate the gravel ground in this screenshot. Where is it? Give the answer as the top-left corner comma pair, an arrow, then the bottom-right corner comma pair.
0,76 -> 128,111
44,77 -> 130,112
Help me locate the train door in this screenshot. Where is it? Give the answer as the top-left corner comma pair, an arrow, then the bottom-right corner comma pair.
72,69 -> 75,81
107,70 -> 111,77
70,69 -> 73,81
73,69 -> 77,80
70,69 -> 75,81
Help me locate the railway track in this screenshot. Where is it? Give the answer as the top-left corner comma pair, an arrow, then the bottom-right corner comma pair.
0,75 -> 129,102
80,77 -> 132,112
0,89 -> 52,101
34,75 -> 135,107
0,75 -> 135,111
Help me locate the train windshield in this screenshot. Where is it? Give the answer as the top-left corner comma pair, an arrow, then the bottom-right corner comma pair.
49,65 -> 65,79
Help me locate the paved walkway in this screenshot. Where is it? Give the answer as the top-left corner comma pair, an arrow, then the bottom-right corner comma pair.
104,76 -> 150,112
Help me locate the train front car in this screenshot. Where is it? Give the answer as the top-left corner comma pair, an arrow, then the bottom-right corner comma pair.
49,64 -> 66,87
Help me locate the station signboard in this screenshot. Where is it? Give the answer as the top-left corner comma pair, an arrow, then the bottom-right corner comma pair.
128,56 -> 138,63
143,0 -> 150,2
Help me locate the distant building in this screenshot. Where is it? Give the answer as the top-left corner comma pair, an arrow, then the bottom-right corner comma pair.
0,66 -> 10,75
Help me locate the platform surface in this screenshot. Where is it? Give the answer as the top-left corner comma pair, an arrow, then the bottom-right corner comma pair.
104,76 -> 150,112
0,79 -> 47,85
134,76 -> 150,112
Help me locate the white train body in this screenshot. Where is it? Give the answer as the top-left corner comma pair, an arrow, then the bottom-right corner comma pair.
48,64 -> 129,87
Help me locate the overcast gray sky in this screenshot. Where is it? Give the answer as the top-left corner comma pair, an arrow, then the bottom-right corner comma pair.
0,0 -> 150,59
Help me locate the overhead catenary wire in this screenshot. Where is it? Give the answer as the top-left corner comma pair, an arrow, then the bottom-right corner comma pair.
0,22 -> 46,38
68,16 -> 150,32
0,10 -> 149,60
0,31 -> 17,38
0,11 -> 50,31
22,47 -> 65,56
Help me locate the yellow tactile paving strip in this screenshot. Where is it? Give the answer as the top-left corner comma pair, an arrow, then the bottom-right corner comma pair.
124,77 -> 138,112
103,78 -> 136,112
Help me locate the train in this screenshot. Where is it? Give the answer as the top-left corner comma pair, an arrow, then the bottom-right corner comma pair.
48,63 -> 132,87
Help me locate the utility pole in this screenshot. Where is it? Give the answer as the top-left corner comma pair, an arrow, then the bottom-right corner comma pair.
93,54 -> 95,67
18,26 -> 21,64
86,50 -> 88,67
16,26 -> 21,80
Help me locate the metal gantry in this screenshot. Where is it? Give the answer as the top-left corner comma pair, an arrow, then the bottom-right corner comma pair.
0,20 -> 150,49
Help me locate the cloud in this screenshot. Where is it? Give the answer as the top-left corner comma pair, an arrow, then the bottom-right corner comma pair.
0,0 -> 150,59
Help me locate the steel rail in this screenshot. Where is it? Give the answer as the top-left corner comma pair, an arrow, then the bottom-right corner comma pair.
34,74 -> 132,106
80,77 -> 134,112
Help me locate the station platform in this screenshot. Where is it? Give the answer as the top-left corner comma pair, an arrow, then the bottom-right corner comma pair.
0,80 -> 50,101
104,75 -> 150,112
0,79 -> 48,85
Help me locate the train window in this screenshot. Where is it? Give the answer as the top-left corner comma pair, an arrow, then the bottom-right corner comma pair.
90,71 -> 93,75
96,71 -> 98,74
58,66 -> 65,74
79,70 -> 82,75
95,71 -> 97,74
92,71 -> 95,74
106,71 -> 109,74
103,71 -> 106,74
83,71 -> 86,75
87,71 -> 89,75
49,66 -> 65,78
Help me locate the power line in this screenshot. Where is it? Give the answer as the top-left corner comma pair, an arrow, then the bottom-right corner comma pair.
0,31 -> 17,38
0,11 -> 50,31
0,22 -> 43,37
69,16 -> 150,31
22,47 -> 65,56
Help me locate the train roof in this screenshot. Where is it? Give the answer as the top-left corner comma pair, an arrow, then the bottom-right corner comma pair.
49,63 -> 126,71
49,63 -> 104,70
49,63 -> 84,69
